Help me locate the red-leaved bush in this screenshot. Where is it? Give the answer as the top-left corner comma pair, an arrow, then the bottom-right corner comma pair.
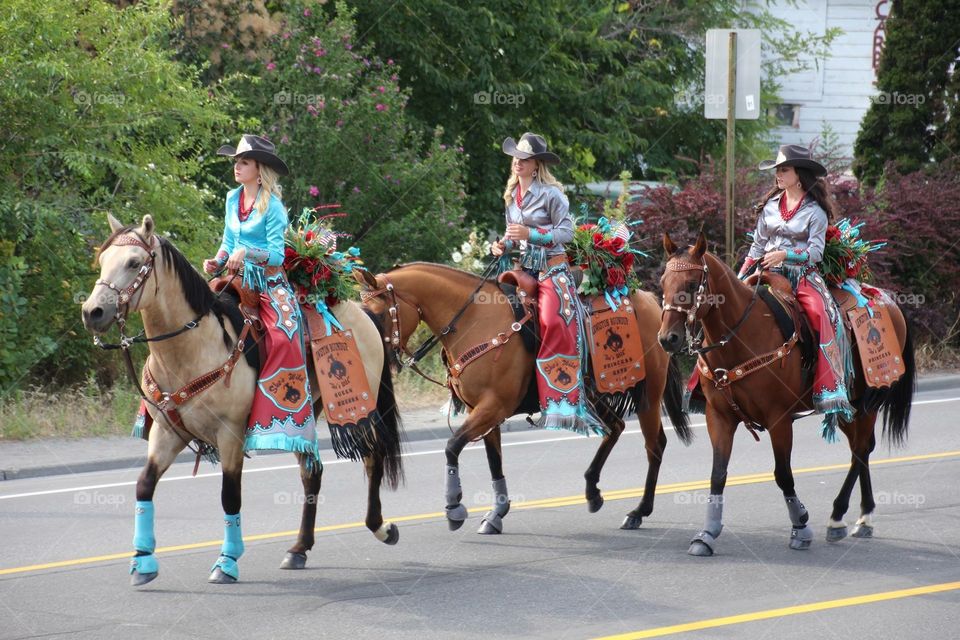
629,161 -> 960,345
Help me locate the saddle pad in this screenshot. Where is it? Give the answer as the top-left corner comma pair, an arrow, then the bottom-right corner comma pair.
586,296 -> 645,395
848,303 -> 904,388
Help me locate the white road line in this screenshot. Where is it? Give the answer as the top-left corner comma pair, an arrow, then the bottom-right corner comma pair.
2,394 -> 957,501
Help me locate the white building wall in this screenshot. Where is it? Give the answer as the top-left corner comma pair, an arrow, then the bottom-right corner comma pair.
754,0 -> 886,160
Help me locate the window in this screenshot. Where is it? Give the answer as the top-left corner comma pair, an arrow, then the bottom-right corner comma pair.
769,103 -> 800,128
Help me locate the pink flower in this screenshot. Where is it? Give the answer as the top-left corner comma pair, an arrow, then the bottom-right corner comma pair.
265,62 -> 276,71
377,85 -> 386,93
336,119 -> 344,128
375,103 -> 387,112
353,186 -> 361,193
303,8 -> 311,16
309,185 -> 320,197
306,104 -> 318,116
387,59 -> 394,65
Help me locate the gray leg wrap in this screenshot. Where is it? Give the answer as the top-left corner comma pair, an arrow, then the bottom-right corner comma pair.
445,465 -> 468,521
689,494 -> 724,555
479,478 -> 511,534
786,496 -> 813,549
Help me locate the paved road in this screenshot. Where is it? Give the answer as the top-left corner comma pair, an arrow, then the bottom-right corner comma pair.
1,384 -> 958,639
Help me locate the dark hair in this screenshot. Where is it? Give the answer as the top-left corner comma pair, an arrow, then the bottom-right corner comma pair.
755,166 -> 837,220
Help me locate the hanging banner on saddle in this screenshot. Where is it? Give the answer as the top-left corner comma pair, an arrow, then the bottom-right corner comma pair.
848,302 -> 904,388
303,307 -> 384,461
586,296 -> 645,396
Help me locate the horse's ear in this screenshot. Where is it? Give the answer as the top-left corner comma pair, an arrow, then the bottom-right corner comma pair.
663,232 -> 677,256
353,268 -> 378,290
693,231 -> 707,258
138,215 -> 155,241
107,213 -> 124,233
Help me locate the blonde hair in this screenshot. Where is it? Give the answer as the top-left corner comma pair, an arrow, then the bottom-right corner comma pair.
503,160 -> 564,206
256,164 -> 283,214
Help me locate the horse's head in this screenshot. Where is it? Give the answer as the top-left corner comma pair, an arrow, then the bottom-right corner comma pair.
658,231 -> 710,353
81,214 -> 160,334
354,267 -> 422,365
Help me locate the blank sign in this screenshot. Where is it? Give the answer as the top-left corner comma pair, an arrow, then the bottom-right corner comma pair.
705,29 -> 761,120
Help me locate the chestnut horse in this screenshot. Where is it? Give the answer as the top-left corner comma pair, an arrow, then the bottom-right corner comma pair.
659,233 -> 914,556
357,263 -> 692,534
81,214 -> 404,585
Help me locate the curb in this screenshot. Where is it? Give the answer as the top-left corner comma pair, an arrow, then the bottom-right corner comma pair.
0,417 -> 535,482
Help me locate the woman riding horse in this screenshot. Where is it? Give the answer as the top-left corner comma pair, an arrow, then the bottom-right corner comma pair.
491,132 -> 601,434
738,143 -> 855,441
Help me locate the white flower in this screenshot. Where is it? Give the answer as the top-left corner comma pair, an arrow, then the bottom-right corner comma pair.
451,251 -> 463,263
472,259 -> 482,270
461,241 -> 472,254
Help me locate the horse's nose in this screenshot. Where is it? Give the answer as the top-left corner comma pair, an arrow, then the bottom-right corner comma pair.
81,305 -> 105,332
658,331 -> 682,353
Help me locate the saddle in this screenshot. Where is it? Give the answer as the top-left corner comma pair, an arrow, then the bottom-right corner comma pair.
209,275 -> 266,373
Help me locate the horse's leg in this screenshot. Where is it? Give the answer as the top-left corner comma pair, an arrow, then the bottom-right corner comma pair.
621,402 -> 667,529
689,405 -> 735,557
769,419 -> 814,550
208,437 -> 245,584
826,420 -> 859,542
130,424 -> 187,586
362,453 -> 400,544
444,401 -> 506,531
478,427 -> 511,534
281,453 -> 324,569
851,417 -> 878,538
583,399 -> 624,515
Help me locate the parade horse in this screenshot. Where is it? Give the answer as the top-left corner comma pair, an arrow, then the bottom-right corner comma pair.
81,214 -> 404,585
658,232 -> 914,556
356,262 -> 692,534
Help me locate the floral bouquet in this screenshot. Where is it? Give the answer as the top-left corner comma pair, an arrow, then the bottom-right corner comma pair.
282,205 -> 363,314
450,228 -> 493,274
820,218 -> 885,286
566,215 -> 646,306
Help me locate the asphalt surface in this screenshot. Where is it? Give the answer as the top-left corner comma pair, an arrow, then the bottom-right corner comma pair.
1,379 -> 958,639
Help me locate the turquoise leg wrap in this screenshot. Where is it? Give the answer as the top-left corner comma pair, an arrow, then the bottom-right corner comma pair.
131,500 -> 158,576
132,500 -> 155,553
212,513 -> 244,579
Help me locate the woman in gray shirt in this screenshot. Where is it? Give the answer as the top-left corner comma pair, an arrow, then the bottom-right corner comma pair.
491,133 -> 601,435
739,144 -> 854,440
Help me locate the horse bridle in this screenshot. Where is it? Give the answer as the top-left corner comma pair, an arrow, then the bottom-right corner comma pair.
94,232 -> 158,342
662,255 -> 763,357
359,276 -> 423,365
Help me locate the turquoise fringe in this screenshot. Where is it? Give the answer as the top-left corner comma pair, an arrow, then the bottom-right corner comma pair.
242,263 -> 267,292
520,246 -> 547,272
244,431 -> 321,471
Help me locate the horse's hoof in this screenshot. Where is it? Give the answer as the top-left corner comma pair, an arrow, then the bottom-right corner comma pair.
446,503 -> 468,531
477,520 -> 502,535
383,523 -> 400,545
825,526 -> 848,543
790,525 -> 814,550
207,567 -> 237,584
280,552 -> 307,570
447,517 -> 466,531
130,570 -> 158,587
587,494 -> 604,513
851,523 -> 874,538
688,541 -> 714,557
620,513 -> 642,530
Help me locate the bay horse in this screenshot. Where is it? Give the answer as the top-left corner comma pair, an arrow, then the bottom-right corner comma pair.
81,214 -> 404,585
356,262 -> 692,534
659,232 -> 914,556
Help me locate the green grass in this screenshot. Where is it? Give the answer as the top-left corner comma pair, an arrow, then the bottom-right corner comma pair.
0,380 -> 141,440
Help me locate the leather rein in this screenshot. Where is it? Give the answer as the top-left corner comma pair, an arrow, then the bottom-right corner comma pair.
94,231 -> 254,472
662,256 -> 798,441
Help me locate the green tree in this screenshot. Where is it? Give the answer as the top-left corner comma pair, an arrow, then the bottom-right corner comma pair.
224,1 -> 469,269
335,0 -> 837,223
853,0 -> 960,185
0,0 -> 230,392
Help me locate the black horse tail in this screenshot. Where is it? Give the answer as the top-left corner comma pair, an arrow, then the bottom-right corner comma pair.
663,356 -> 694,446
366,310 -> 406,489
880,318 -> 915,447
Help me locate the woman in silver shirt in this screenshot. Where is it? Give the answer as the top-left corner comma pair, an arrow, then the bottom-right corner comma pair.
739,144 -> 854,439
491,133 -> 601,435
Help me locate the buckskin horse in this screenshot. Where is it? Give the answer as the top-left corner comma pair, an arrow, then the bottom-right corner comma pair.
81,214 -> 404,585
659,232 -> 914,556
356,262 -> 692,534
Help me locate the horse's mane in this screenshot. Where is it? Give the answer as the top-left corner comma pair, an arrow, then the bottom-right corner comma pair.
397,261 -> 496,283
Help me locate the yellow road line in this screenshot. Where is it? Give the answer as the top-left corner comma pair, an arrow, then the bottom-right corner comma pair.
1,450 -> 957,577
592,581 -> 960,639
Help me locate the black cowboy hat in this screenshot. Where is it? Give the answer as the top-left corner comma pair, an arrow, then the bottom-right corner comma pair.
217,134 -> 290,176
502,132 -> 560,164
758,143 -> 827,178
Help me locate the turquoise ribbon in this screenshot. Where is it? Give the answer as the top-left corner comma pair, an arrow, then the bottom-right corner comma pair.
314,300 -> 342,336
841,280 -> 873,318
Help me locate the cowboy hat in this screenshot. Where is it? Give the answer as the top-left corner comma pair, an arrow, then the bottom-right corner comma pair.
759,143 -> 827,177
502,132 -> 560,164
217,134 -> 290,176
